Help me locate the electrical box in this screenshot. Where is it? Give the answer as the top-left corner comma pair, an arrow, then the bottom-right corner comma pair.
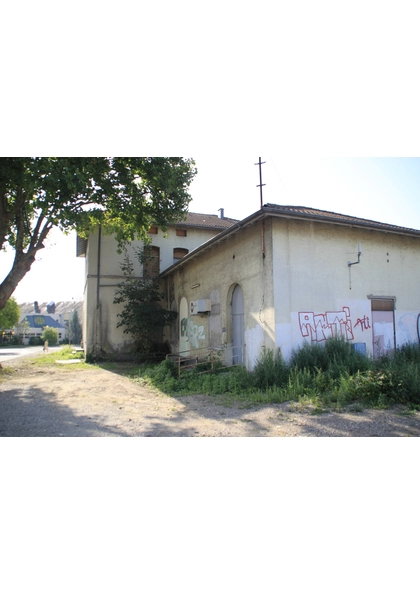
190,299 -> 212,315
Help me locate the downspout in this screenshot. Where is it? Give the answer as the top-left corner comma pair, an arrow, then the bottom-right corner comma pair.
95,225 -> 102,356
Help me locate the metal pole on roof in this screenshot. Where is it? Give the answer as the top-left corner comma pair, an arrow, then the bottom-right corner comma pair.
255,157 -> 266,209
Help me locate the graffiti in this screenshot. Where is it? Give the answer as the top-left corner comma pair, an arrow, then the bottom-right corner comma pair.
299,307 -> 354,342
354,316 -> 371,331
181,318 -> 206,349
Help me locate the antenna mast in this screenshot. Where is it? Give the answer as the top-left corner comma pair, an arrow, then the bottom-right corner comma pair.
255,157 -> 266,209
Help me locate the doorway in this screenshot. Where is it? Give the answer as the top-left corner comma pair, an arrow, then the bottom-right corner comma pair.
371,299 -> 395,358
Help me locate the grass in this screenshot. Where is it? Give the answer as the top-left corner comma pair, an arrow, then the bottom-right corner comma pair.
27,346 -> 87,368
3,337 -> 420,414
125,337 -> 420,412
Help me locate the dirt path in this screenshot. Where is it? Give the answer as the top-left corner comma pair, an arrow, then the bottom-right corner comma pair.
1,360 -> 420,436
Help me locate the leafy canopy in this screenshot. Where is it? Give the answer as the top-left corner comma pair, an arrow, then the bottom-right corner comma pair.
0,157 -> 196,310
69,309 -> 82,345
41,326 -> 59,346
0,297 -> 20,329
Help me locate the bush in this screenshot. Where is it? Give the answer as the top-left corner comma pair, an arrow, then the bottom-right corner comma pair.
133,340 -> 420,409
41,326 -> 59,346
290,336 -> 370,378
253,347 -> 288,389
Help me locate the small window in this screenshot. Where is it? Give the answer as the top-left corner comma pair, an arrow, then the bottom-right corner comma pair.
176,228 -> 187,237
173,248 -> 189,264
148,226 -> 158,235
371,299 -> 394,311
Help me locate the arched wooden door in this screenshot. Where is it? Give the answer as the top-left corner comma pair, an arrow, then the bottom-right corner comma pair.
232,285 -> 244,365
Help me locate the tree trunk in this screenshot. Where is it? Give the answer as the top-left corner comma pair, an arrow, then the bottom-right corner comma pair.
0,250 -> 37,310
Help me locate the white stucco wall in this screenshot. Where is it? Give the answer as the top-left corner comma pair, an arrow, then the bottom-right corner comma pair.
83,225 -> 228,356
271,217 -> 420,360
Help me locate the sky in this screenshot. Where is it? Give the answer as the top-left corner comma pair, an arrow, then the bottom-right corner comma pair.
1,157 -> 419,305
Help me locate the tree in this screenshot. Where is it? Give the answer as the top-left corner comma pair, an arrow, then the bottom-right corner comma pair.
0,296 -> 20,329
68,310 -> 82,345
113,247 -> 177,356
42,326 -> 59,346
0,157 -> 197,310
15,317 -> 30,344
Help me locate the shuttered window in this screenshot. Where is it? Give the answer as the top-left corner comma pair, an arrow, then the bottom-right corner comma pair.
143,246 -> 160,278
173,248 -> 189,264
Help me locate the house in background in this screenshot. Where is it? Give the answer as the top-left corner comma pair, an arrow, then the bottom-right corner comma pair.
79,203 -> 420,368
17,301 -> 84,344
18,314 -> 66,344
78,211 -> 238,356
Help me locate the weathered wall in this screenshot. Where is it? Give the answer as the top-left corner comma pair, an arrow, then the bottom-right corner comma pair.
83,225 -> 224,356
272,217 -> 420,359
163,220 -> 274,371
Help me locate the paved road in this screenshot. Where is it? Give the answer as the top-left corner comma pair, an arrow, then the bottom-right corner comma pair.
0,345 -> 62,363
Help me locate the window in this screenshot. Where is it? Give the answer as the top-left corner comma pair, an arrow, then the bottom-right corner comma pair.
143,246 -> 160,277
173,248 -> 189,264
148,226 -> 158,235
176,228 -> 187,237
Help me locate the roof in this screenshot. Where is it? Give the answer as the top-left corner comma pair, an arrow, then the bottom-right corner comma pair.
263,204 -> 420,237
160,203 -> 420,277
176,212 -> 239,230
22,315 -> 66,329
19,301 -> 83,316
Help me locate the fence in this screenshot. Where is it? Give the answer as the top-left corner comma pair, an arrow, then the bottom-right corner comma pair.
166,344 -> 244,377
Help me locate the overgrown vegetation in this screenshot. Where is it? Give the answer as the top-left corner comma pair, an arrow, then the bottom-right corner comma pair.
113,247 -> 177,359
129,338 -> 420,410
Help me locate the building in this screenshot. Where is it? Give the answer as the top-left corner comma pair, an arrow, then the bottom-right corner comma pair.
79,211 -> 238,356
17,301 -> 84,344
81,204 -> 420,368
159,205 -> 420,369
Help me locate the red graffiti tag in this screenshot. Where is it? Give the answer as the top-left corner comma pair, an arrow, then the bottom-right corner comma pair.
299,307 -> 354,342
354,316 -> 371,331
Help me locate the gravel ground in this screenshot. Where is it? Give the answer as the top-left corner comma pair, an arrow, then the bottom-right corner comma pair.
1,358 -> 420,437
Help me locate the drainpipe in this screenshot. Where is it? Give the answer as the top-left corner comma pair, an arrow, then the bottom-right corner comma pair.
95,225 -> 102,355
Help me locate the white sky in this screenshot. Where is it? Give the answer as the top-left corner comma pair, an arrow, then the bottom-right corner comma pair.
1,157 -> 419,304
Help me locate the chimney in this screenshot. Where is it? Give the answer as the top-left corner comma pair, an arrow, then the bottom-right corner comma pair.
218,208 -> 225,219
34,301 -> 40,313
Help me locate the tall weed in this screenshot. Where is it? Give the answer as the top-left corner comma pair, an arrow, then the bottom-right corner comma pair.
134,339 -> 420,409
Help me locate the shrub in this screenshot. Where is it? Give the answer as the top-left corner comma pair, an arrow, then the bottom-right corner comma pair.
290,336 -> 369,378
41,326 -> 59,346
253,347 -> 288,389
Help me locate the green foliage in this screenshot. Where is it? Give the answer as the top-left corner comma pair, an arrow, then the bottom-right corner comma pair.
253,347 -> 288,389
0,157 -> 196,309
290,336 -> 370,378
68,310 -> 82,345
133,338 -> 420,410
114,248 -> 177,355
35,346 -> 86,366
41,326 -> 59,346
0,297 -> 20,329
